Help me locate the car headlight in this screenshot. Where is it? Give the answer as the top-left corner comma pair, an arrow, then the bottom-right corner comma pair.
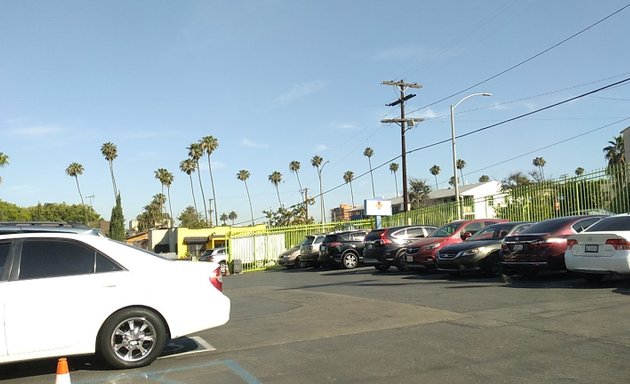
460,247 -> 487,256
422,243 -> 440,250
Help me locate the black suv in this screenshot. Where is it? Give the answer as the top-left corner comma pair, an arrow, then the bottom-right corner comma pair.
363,225 -> 437,272
318,230 -> 367,269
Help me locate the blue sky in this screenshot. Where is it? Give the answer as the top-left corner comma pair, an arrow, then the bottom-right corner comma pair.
1,0 -> 629,225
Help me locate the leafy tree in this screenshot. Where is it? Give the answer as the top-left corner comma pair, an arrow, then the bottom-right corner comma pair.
200,135 -> 219,226
179,158 -> 199,219
389,163 -> 399,197
220,213 -> 228,225
0,152 -> 8,185
154,168 -> 174,226
603,134 -> 625,169
228,210 -> 237,225
501,171 -> 532,191
343,170 -> 355,207
575,167 -> 585,177
268,171 -> 283,207
408,178 -> 431,209
363,147 -> 375,197
188,143 -> 209,224
456,159 -> 466,185
289,160 -> 303,191
263,203 -> 314,227
0,200 -> 100,223
65,162 -> 87,222
479,175 -> 490,182
429,165 -> 441,189
109,194 -> 125,241
137,194 -> 167,231
532,157 -> 546,181
100,142 -> 119,198
448,176 -> 459,187
237,169 -> 255,225
178,206 -> 206,228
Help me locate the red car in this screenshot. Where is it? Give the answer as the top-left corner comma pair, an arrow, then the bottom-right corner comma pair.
406,219 -> 507,269
500,215 -> 606,275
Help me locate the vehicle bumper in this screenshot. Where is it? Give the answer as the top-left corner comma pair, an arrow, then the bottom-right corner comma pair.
565,251 -> 630,274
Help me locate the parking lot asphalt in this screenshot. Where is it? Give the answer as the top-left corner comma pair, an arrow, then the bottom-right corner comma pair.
3,266 -> 630,383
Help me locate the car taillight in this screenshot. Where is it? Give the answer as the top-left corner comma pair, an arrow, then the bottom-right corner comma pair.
605,239 -> 630,250
566,239 -> 578,250
380,232 -> 392,245
210,266 -> 223,292
329,242 -> 342,247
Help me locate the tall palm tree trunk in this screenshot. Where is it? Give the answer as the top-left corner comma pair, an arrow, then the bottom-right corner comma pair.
245,181 -> 254,225
368,158 -> 375,197
349,182 -> 355,207
195,165 -> 209,224
109,162 -> 118,198
188,175 -> 199,216
167,186 -> 174,226
393,173 -> 399,197
207,157 -> 219,227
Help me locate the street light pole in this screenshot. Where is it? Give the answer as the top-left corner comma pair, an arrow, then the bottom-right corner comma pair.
450,92 -> 492,220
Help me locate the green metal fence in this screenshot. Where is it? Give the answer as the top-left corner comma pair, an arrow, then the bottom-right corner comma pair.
227,165 -> 629,273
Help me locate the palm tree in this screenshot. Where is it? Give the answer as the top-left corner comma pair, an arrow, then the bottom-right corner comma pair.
343,170 -> 355,207
603,135 -> 625,169
237,169 -> 255,225
188,143 -> 209,224
268,171 -> 283,207
575,167 -> 585,177
220,213 -> 228,225
456,159 -> 466,185
100,142 -> 119,198
389,163 -> 399,197
0,152 -> 8,185
363,147 -> 375,197
479,175 -> 490,182
311,155 -> 327,223
289,160 -> 303,191
200,135 -> 219,226
228,211 -> 237,225
179,159 -> 199,219
65,162 -> 85,206
532,157 -> 546,181
154,168 -> 174,226
429,165 -> 441,190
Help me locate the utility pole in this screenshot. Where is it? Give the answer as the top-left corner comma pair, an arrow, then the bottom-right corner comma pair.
381,80 -> 423,212
301,188 -> 309,222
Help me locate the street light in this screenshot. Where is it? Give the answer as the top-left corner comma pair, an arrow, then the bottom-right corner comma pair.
450,92 -> 492,220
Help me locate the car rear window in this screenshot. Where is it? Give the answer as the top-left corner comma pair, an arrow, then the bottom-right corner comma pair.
365,230 -> 385,241
520,217 -> 577,234
584,216 -> 630,232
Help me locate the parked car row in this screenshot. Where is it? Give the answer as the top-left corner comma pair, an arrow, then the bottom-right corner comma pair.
277,213 -> 630,283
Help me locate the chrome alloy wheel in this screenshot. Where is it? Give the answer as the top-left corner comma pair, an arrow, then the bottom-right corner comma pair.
111,317 -> 157,362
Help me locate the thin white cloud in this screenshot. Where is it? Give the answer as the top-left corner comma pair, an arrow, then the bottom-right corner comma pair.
7,124 -> 64,137
417,108 -> 437,120
316,144 -> 327,151
241,138 -> 269,149
273,81 -> 327,106
331,122 -> 359,130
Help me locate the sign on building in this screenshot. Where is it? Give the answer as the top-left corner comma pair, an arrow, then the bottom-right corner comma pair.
364,199 -> 392,216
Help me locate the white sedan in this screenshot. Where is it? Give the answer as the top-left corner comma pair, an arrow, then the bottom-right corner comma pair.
0,232 -> 230,369
565,214 -> 630,282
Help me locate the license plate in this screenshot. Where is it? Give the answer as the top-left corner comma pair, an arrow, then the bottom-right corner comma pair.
513,244 -> 523,251
406,255 -> 414,262
585,244 -> 599,253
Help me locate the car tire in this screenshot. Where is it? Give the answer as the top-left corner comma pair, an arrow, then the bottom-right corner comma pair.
395,250 -> 408,271
481,253 -> 499,276
342,252 -> 359,269
374,263 -> 390,272
98,308 -> 168,369
296,257 -> 307,269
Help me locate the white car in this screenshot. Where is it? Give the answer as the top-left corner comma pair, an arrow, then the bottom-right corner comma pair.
0,232 -> 231,369
565,214 -> 630,282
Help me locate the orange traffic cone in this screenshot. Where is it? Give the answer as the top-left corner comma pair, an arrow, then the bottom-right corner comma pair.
55,358 -> 71,384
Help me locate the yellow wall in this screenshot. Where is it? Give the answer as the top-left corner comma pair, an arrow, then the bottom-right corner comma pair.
177,224 -> 266,258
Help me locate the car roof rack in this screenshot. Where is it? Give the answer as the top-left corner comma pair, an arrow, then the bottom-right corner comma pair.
0,221 -> 100,235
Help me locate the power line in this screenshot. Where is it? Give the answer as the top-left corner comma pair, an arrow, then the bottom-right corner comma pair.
408,3 -> 630,114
